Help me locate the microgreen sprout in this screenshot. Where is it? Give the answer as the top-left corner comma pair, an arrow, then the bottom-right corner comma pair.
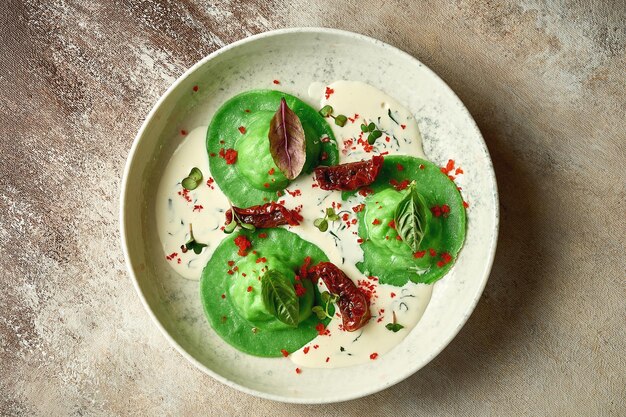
312,291 -> 339,320
181,167 -> 203,190
313,207 -> 340,232
183,223 -> 208,254
360,120 -> 383,145
224,201 -> 256,234
318,105 -> 348,127
385,311 -> 404,333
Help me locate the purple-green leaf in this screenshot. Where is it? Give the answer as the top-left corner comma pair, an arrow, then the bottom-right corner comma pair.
268,98 -> 306,180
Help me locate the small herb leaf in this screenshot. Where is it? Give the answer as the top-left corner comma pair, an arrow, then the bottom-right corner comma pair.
240,222 -> 256,231
319,105 -> 333,117
320,291 -> 331,304
268,98 -> 306,180
368,122 -> 376,131
385,323 -> 405,332
261,270 -> 299,327
224,221 -> 237,234
394,182 -> 429,252
188,167 -> 203,181
312,306 -> 327,320
181,176 -> 199,190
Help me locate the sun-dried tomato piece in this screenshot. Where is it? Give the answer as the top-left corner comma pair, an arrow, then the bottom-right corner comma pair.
225,202 -> 303,228
310,262 -> 371,331
313,155 -> 384,191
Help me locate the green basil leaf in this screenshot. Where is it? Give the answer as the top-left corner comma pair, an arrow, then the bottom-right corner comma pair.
394,182 -> 429,252
261,270 -> 299,327
268,98 -> 306,180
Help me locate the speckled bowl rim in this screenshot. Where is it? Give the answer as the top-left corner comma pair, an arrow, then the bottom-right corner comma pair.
120,27 -> 499,404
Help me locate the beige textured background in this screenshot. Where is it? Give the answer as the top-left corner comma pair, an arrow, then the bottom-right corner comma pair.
1,0 -> 624,415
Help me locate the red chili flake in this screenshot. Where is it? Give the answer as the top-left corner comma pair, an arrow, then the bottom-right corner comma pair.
268,168 -> 275,175
242,273 -> 247,277
258,233 -> 268,238
358,187 -> 374,197
400,124 -> 406,129
227,270 -> 234,275
209,152 -> 216,157
419,164 -> 425,170
192,85 -> 199,92
256,257 -> 267,264
385,136 -> 391,143
370,353 -> 378,360
431,206 -> 442,217
238,126 -> 246,134
303,346 -> 310,354
455,167 -> 464,175
206,177 -> 215,189
180,129 -> 187,136
244,109 -> 251,113
233,266 -> 239,271
227,260 -> 235,267
313,345 -> 319,349
463,201 -> 469,208
372,219 -> 381,225
325,357 -> 330,363
263,183 -> 269,188
342,213 -> 349,222
315,323 -> 330,336
247,286 -> 253,292
234,235 -> 251,256
218,148 -> 238,164
429,248 -> 437,257
441,252 -> 452,263
280,349 -> 289,357
324,86 -> 334,99
221,293 -> 226,299
396,235 -> 402,241
390,179 -> 410,191
294,282 -> 307,297
396,164 -> 404,171
193,204 -> 204,212
390,292 -> 396,298
295,368 -> 302,374
448,175 -> 456,181
177,258 -> 181,264
413,250 -> 426,258
285,188 -> 301,197
357,238 -> 364,244
273,79 -> 280,84
165,252 -> 178,261
441,204 -> 450,214
446,159 -> 455,172
388,220 -> 396,229
352,204 -> 365,213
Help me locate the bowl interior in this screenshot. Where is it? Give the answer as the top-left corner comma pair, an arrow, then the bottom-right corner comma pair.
121,29 -> 498,403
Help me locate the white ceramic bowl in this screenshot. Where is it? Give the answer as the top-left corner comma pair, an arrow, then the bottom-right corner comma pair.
120,28 -> 498,403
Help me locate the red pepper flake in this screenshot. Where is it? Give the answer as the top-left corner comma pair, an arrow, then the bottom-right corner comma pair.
385,136 -> 391,143
285,189 -> 301,197
315,322 -> 330,336
313,344 -> 319,349
352,204 -> 365,213
177,258 -> 181,264
370,352 -> 378,360
294,282 -> 307,297
295,367 -> 302,374
247,286 -> 253,292
358,187 -> 374,197
180,129 -> 187,136
193,204 -> 204,212
396,164 -> 404,171
280,349 -> 289,357
238,126 -> 246,134
342,213 -> 349,222
209,152 -> 216,157
413,250 -> 426,258
273,79 -> 280,85
258,233 -> 268,238
431,206 -> 442,217
429,248 -> 437,257
227,270 -> 234,275
441,252 -> 452,263
324,86 -> 334,99
400,124 -> 406,130
396,235 -> 402,241
227,260 -> 235,267
455,167 -> 464,175
390,179 -> 410,191
263,183 -> 269,188
165,252 -> 178,261
419,164 -> 425,170
256,257 -> 267,264
325,357 -> 330,363
242,273 -> 247,277
221,293 -> 226,299
244,109 -> 251,113
303,346 -> 310,354
206,177 -> 215,189
268,168 -> 275,175
372,219 -> 381,225
463,201 -> 469,208
388,220 -> 396,229
234,235 -> 251,256
390,292 -> 396,298
441,204 -> 450,214
357,238 -> 364,244
192,85 -> 199,92
218,148 -> 238,164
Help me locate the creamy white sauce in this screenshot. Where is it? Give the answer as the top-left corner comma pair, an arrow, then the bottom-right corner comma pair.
155,81 -> 433,368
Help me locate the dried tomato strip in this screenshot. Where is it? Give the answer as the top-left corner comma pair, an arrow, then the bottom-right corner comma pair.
314,155 -> 384,191
225,202 -> 303,228
310,262 -> 371,332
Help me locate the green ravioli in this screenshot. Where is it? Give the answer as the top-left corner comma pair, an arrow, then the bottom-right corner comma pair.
200,228 -> 333,357
355,156 -> 466,285
207,90 -> 338,206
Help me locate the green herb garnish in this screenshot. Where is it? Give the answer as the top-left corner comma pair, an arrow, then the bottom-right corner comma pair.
385,311 -> 404,332
394,181 -> 429,251
261,269 -> 299,327
334,114 -> 347,127
312,291 -> 339,320
313,207 -> 340,232
181,167 -> 203,190
224,201 -> 256,234
184,223 -> 208,254
360,120 -> 383,144
318,105 -> 347,127
318,105 -> 333,117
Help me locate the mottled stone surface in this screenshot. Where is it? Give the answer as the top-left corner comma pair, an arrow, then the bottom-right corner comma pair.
0,0 -> 624,415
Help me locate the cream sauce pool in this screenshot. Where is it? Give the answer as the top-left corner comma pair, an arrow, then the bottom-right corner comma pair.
155,80 -> 433,368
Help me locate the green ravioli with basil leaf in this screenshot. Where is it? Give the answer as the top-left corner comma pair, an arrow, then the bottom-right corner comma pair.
355,156 -> 466,285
